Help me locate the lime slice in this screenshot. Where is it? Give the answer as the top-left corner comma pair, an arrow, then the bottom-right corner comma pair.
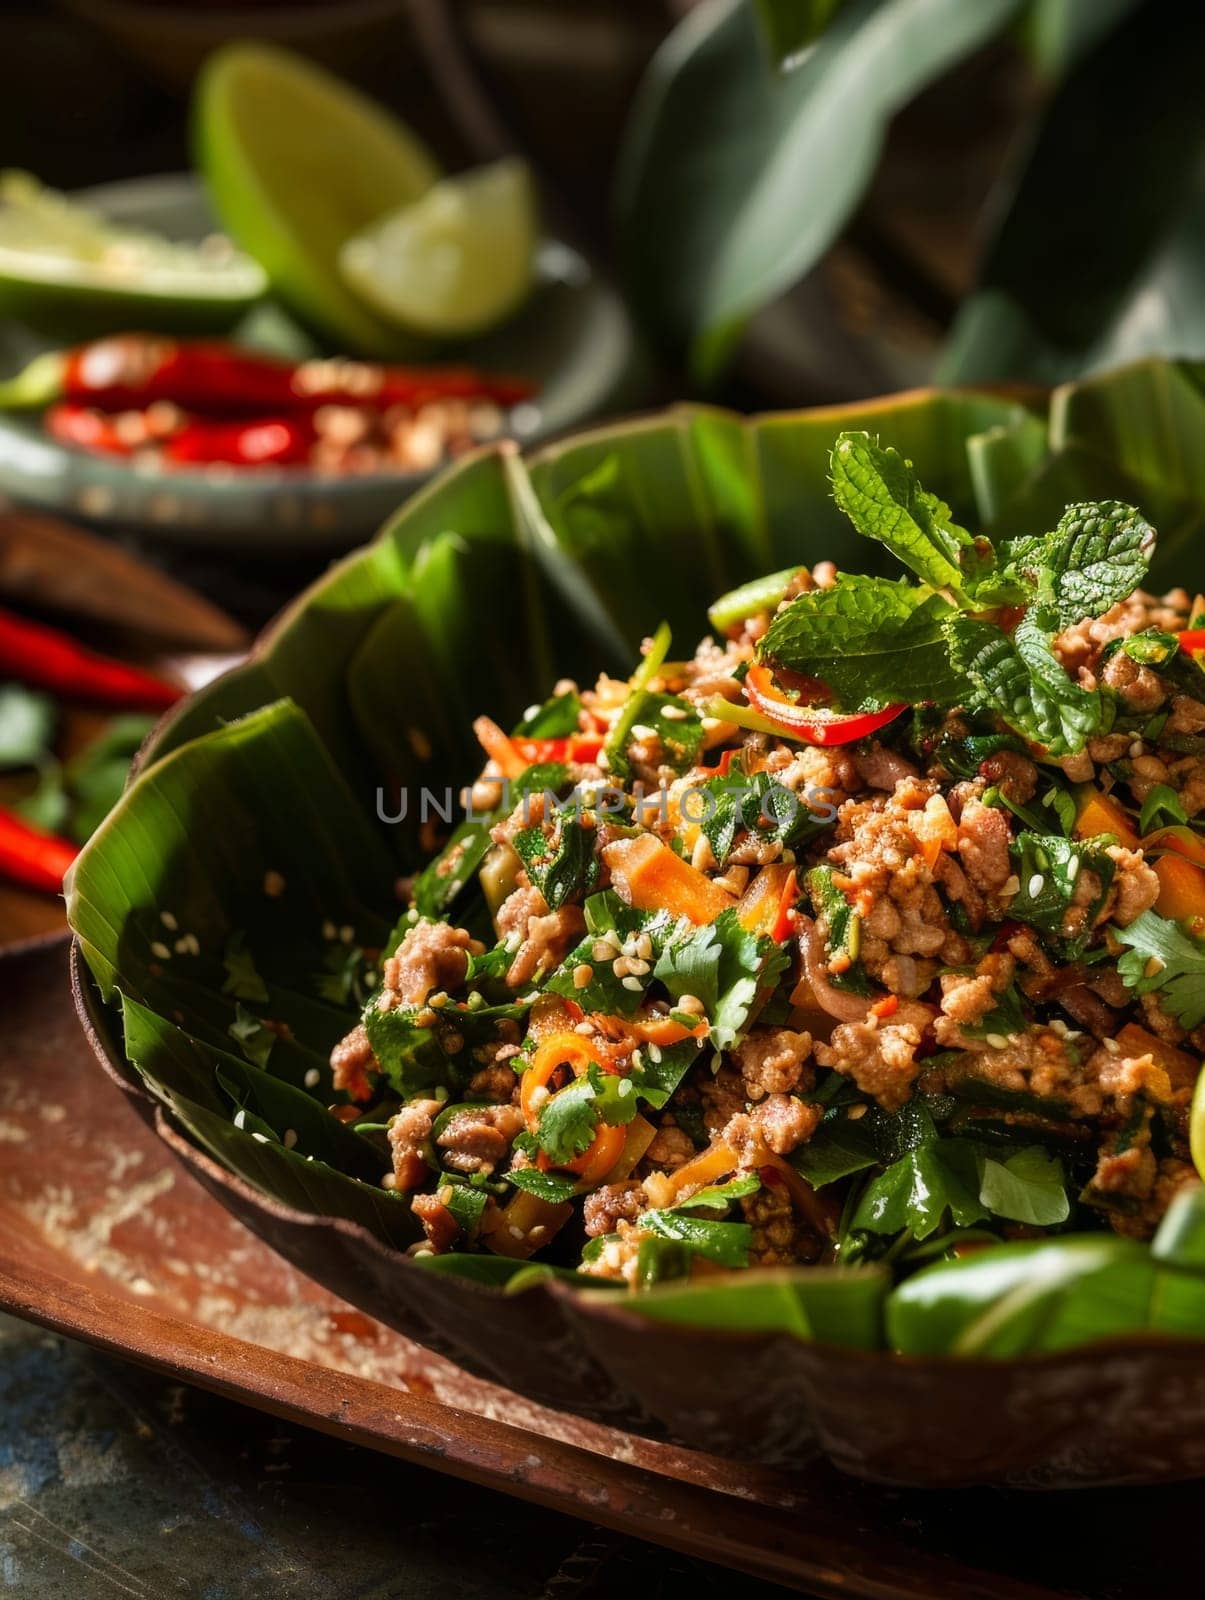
0,170 -> 267,336
338,158 -> 538,339
194,43 -> 441,355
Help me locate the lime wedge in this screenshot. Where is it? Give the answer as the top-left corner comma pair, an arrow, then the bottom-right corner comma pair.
0,170 -> 267,335
338,158 -> 538,339
194,43 -> 441,355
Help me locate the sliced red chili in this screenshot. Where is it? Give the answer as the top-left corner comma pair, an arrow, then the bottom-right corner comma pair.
49,335 -> 534,415
511,734 -> 604,765
1177,628 -> 1205,655
745,662 -> 905,746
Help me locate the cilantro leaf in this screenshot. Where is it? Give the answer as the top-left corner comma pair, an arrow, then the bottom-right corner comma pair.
654,909 -> 786,1050
514,818 -> 599,910
978,1146 -> 1070,1228
535,1079 -> 599,1165
1000,502 -> 1154,631
829,432 -> 973,592
1115,910 -> 1205,1029
945,613 -> 1107,755
363,1002 -> 453,1099
221,929 -> 269,1004
960,980 -> 1029,1042
759,578 -> 969,709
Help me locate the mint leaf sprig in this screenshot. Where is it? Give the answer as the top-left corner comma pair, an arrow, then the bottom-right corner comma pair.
758,433 -> 1156,756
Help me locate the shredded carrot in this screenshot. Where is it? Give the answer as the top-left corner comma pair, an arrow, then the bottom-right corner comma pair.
870,994 -> 900,1019
473,715 -> 527,779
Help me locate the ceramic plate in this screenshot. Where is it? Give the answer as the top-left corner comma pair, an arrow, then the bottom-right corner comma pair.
0,174 -> 642,549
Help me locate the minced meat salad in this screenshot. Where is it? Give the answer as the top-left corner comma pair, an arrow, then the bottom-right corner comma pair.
328,433 -> 1205,1288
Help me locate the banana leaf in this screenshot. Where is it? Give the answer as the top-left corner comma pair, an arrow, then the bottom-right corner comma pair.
615,0 -> 1023,378
66,372 -> 1205,1481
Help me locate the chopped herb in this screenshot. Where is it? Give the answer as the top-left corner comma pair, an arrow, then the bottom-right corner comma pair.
514,817 -> 599,909
1115,910 -> 1205,1029
1007,832 -> 1116,957
654,909 -> 788,1049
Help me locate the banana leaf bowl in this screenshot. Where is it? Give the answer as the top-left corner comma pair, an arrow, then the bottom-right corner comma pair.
68,360 -> 1205,1487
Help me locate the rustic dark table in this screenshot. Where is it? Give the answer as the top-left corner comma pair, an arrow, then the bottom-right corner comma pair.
0,1312 -> 799,1598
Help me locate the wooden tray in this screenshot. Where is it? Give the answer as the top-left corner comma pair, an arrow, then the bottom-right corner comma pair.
0,936 -> 1195,1600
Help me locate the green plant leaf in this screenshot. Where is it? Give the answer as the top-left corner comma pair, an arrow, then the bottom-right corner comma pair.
759,577 -> 965,707
941,0 -> 1205,384
616,0 -> 1022,378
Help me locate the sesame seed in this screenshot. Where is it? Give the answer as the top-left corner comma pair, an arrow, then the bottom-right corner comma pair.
173,937 -> 192,955
159,910 -> 178,931
1103,1038 -> 1121,1055
283,1128 -> 298,1150
622,976 -> 643,992
617,1078 -> 634,1097
1065,857 -> 1079,881
627,958 -> 651,977
1129,741 -> 1144,759
592,940 -> 612,962
661,704 -> 688,720
1001,874 -> 1021,897
233,1110 -> 247,1130
985,1033 -> 1009,1051
438,1185 -> 454,1206
635,932 -> 653,961
573,963 -> 594,990
847,1104 -> 868,1121
1027,873 -> 1045,898
508,1225 -> 525,1240
631,1048 -> 644,1070
528,1086 -> 550,1111
574,1021 -> 594,1034
597,751 -> 610,771
1145,955 -> 1166,978
263,870 -> 286,897
339,924 -> 355,944
251,1132 -> 270,1145
304,1068 -> 321,1089
523,704 -> 541,721
151,941 -> 171,960
322,920 -> 336,940
631,723 -> 657,741
647,1042 -> 662,1063
701,716 -> 721,731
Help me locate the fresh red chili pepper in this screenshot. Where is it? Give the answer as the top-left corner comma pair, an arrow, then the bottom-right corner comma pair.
511,733 -> 605,766
870,993 -> 900,1020
744,662 -> 906,746
45,402 -> 133,455
1177,628 -> 1205,655
163,414 -> 317,468
14,336 -> 533,416
0,807 -> 78,894
769,868 -> 799,943
0,605 -> 182,710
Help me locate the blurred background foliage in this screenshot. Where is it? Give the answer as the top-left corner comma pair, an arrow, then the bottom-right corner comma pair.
0,0 -> 1200,407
